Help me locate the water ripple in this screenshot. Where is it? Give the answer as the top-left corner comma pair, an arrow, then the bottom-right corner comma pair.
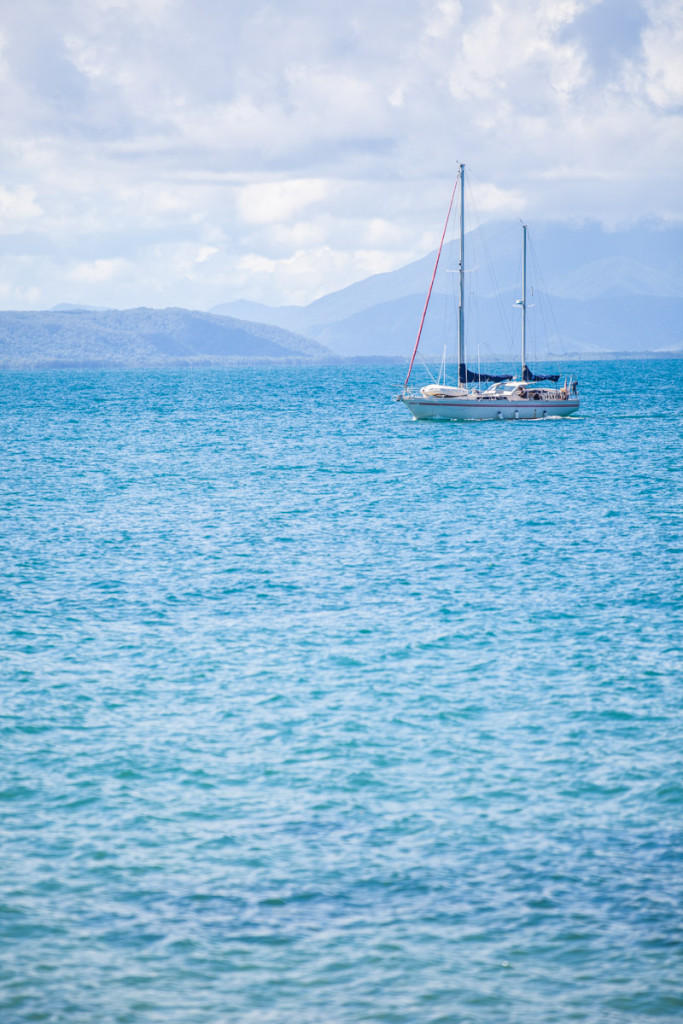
0,360 -> 682,1023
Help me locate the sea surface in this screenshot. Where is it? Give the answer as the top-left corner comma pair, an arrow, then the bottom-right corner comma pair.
1,359 -> 682,1024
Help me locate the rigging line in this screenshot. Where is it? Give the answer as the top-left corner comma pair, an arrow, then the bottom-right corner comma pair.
417,350 -> 437,383
527,231 -> 566,369
403,173 -> 460,390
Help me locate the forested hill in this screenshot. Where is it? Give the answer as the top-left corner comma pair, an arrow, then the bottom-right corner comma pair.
0,307 -> 332,369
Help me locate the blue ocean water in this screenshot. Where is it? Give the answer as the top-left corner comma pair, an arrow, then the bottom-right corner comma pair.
1,359 -> 682,1024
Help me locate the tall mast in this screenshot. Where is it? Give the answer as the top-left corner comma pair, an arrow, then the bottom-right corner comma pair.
521,222 -> 527,380
457,163 -> 465,387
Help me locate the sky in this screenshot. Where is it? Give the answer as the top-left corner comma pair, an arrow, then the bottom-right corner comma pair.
0,0 -> 681,310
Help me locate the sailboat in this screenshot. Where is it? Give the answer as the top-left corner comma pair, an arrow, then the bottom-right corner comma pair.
398,164 -> 580,421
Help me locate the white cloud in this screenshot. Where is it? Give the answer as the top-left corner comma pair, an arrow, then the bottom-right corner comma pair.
449,2 -> 588,101
468,181 -> 525,218
63,34 -> 108,80
0,0 -> 680,309
235,179 -> 332,226
233,243 -> 411,305
0,185 -> 42,224
195,245 -> 217,263
91,0 -> 171,15
68,258 -> 129,283
639,0 -> 683,107
424,0 -> 462,39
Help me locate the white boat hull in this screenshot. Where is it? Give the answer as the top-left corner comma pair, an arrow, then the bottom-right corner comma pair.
400,395 -> 579,421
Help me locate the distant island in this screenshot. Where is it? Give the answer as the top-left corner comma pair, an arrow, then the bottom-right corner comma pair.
0,307 -> 332,369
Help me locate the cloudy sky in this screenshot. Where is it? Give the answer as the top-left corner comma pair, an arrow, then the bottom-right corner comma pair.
0,0 -> 681,310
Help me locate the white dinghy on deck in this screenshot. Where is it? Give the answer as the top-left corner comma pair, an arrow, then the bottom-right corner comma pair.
397,164 -> 580,422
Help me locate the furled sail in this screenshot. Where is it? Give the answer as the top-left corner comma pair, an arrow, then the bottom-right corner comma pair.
459,364 -> 512,383
522,364 -> 559,383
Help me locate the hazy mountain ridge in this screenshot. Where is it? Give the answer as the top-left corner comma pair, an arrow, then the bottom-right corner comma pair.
309,291 -> 683,360
0,307 -> 332,369
546,256 -> 683,300
211,220 -> 683,358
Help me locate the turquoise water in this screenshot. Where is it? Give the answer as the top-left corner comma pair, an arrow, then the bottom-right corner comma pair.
1,360 -> 682,1023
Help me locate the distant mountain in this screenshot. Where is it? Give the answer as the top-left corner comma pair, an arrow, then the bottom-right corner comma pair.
308,291 -> 683,359
546,256 -> 682,300
211,220 -> 683,358
0,307 -> 332,369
